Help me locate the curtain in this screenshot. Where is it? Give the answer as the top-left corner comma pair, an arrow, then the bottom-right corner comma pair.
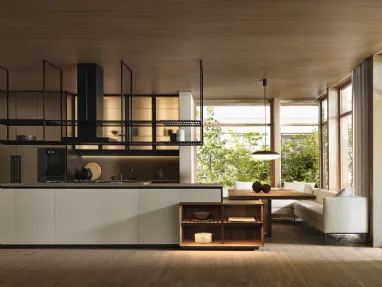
353,56 -> 373,197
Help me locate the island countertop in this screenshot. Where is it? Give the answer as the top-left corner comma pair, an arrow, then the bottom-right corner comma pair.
0,182 -> 223,189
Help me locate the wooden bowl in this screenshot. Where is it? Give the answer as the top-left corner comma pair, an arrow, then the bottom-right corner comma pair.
192,211 -> 210,220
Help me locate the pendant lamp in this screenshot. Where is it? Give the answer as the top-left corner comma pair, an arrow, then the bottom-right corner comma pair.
251,79 -> 280,160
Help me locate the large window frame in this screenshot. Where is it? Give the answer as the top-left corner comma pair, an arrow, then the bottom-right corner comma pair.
280,101 -> 320,186
320,96 -> 329,190
338,81 -> 353,188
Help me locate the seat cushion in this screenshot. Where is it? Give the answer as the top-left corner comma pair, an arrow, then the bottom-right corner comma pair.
293,200 -> 324,223
284,181 -> 306,192
235,181 -> 253,190
316,189 -> 337,204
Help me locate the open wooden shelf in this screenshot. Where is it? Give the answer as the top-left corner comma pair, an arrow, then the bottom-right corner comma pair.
180,202 -> 264,250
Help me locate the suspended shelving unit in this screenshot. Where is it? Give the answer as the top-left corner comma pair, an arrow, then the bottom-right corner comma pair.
0,59 -> 205,153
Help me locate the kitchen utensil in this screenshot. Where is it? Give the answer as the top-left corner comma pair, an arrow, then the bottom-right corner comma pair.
176,129 -> 185,141
170,132 -> 177,143
16,135 -> 36,141
79,167 -> 92,180
192,211 -> 210,220
85,162 -> 102,180
194,232 -> 212,244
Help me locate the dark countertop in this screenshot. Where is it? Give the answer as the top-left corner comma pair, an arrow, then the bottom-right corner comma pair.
0,183 -> 223,189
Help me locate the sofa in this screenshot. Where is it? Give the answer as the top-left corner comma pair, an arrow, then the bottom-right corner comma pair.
234,181 -> 368,244
294,188 -> 368,244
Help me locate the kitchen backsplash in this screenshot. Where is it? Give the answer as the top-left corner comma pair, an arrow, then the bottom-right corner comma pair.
67,150 -> 179,181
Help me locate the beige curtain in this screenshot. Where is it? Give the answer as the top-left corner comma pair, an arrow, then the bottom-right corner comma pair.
353,57 -> 373,197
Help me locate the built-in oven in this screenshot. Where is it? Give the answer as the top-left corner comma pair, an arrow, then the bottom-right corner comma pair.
38,148 -> 67,182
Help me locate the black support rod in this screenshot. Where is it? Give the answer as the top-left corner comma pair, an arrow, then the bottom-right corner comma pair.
121,61 -> 133,148
200,59 -> 204,143
0,66 -> 10,140
42,59 -> 63,141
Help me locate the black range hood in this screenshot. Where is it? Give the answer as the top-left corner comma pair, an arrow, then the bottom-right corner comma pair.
64,63 -> 116,144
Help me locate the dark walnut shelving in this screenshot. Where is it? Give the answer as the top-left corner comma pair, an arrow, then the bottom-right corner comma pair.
179,200 -> 264,250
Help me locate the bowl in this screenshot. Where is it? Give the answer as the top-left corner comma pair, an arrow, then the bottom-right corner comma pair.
192,211 -> 210,220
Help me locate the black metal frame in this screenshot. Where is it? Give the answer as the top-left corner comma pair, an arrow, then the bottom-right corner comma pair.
42,60 -> 63,141
0,59 -> 204,149
0,65 -> 10,140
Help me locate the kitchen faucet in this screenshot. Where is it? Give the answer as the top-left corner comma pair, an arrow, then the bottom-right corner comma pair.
128,165 -> 134,180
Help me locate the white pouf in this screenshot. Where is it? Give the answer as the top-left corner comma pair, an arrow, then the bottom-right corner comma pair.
194,232 -> 212,243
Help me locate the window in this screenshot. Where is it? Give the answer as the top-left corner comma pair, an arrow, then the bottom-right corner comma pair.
339,84 -> 353,188
320,99 -> 329,189
280,103 -> 320,187
197,104 -> 271,187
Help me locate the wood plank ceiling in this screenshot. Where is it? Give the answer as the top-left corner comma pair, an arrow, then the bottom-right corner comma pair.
0,0 -> 382,100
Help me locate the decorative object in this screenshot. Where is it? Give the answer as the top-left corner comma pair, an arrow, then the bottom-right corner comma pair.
85,162 -> 102,180
166,129 -> 173,136
262,184 -> 271,193
192,211 -> 210,220
252,181 -> 263,193
194,232 -> 212,244
251,79 -> 280,160
78,167 -> 92,180
169,132 -> 177,143
16,135 -> 36,141
228,217 -> 256,223
111,130 -> 120,136
176,129 -> 185,141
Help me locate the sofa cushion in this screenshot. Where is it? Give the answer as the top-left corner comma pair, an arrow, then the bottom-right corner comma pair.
316,189 -> 337,204
336,187 -> 354,197
293,200 -> 324,223
284,181 -> 306,192
235,181 -> 253,190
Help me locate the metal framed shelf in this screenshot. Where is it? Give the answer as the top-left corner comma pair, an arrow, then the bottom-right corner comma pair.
73,149 -> 179,157
0,60 -> 204,148
160,120 -> 202,127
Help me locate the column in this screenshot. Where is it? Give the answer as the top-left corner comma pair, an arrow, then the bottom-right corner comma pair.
271,98 -> 281,187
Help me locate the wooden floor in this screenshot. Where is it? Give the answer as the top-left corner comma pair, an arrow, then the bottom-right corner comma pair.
1,222 -> 382,287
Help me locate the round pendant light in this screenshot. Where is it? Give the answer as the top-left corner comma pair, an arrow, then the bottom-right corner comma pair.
251,79 -> 280,160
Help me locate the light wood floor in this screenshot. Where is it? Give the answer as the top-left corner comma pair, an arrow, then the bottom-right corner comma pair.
1,222 -> 382,287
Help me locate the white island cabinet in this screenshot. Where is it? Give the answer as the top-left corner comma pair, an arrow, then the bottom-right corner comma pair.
13,189 -> 55,244
0,189 -> 13,244
138,189 -> 180,244
55,189 -> 139,244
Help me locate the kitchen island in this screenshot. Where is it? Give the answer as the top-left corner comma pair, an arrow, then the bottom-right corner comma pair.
0,183 -> 222,246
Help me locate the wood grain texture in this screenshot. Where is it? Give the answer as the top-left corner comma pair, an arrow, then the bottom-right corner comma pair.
1,1 -> 382,100
228,189 -> 316,200
0,222 -> 379,287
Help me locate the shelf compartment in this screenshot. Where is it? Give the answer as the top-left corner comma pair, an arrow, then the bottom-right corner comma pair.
222,240 -> 263,247
222,219 -> 262,226
182,219 -> 222,226
160,120 -> 202,127
181,226 -> 222,247
181,240 -> 223,247
0,140 -> 64,145
223,225 -> 263,246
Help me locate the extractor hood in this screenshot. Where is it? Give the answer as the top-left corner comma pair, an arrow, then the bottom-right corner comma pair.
63,63 -> 116,144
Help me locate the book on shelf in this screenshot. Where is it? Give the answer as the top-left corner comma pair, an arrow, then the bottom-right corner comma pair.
228,217 -> 257,223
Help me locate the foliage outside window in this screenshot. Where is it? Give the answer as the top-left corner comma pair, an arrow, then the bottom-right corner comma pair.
280,104 -> 320,187
197,106 -> 271,187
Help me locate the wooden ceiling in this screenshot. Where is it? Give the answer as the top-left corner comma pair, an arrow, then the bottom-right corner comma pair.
1,0 -> 382,100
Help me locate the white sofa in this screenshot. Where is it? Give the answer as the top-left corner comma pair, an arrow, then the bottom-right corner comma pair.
293,188 -> 368,244
234,181 -> 368,244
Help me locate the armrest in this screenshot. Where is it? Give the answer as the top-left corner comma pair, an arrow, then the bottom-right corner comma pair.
323,196 -> 368,234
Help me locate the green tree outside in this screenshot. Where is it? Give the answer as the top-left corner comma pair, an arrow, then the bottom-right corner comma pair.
197,106 -> 320,187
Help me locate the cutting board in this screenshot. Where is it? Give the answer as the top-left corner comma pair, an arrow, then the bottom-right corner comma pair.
85,162 -> 102,180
